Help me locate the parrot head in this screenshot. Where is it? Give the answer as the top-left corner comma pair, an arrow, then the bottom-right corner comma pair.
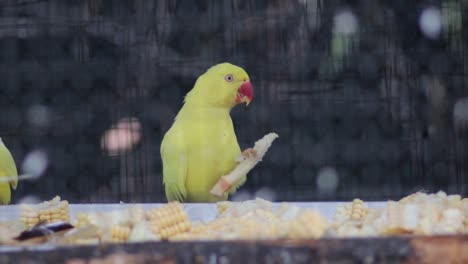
185,63 -> 253,108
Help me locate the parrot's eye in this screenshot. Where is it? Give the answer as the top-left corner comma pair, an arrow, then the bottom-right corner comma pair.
224,74 -> 234,82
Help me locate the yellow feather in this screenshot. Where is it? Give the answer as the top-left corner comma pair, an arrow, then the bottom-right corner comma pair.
161,63 -> 251,202
0,138 -> 18,205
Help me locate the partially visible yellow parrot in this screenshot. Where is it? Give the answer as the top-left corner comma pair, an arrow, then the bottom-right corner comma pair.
161,63 -> 254,202
0,138 -> 18,205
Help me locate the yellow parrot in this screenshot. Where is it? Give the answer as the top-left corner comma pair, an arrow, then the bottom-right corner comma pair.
0,138 -> 18,205
161,63 -> 254,202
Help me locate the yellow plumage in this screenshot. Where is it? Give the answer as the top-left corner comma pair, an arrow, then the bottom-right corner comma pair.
0,138 -> 18,205
161,63 -> 253,202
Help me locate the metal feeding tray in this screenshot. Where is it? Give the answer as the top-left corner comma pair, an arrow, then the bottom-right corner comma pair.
1,235 -> 467,263
0,203 -> 467,264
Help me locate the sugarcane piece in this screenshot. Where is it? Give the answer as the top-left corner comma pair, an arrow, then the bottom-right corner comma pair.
210,133 -> 279,197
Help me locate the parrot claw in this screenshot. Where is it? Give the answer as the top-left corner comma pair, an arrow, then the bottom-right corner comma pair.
236,148 -> 257,163
241,148 -> 258,160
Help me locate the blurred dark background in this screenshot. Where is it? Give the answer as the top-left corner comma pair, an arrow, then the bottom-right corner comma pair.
1,0 -> 467,203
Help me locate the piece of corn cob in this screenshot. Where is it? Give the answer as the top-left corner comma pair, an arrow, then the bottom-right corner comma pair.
217,198 -> 273,218
396,191 -> 466,235
399,191 -> 427,204
438,208 -> 464,234
443,194 -> 463,210
18,206 -> 40,228
171,211 -> 283,241
170,232 -> 205,241
56,225 -> 101,245
333,199 -> 369,227
287,209 -> 328,239
214,219 -> 275,240
146,202 -> 191,240
128,205 -> 145,225
73,205 -> 144,234
19,196 -> 70,228
74,213 -> 92,228
349,199 -> 369,220
0,221 -> 26,245
334,222 -> 365,237
216,201 -> 232,215
200,201 -> 328,240
239,213 -> 284,239
414,203 -> 441,235
171,222 -> 230,241
110,225 -> 131,242
333,208 -> 383,237
128,221 -> 160,242
38,201 -> 70,223
383,202 -> 419,235
463,198 -> 468,211
275,203 -> 302,221
463,198 -> 468,232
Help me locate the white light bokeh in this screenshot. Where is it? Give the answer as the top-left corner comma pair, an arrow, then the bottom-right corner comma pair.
419,7 -> 442,39
21,150 -> 48,179
17,195 -> 40,205
333,10 -> 358,35
254,187 -> 276,201
230,190 -> 253,202
316,167 -> 339,192
453,98 -> 468,120
27,104 -> 51,127
101,117 -> 142,156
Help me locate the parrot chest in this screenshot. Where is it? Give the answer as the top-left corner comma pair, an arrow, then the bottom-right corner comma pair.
189,122 -> 238,165
180,116 -> 241,197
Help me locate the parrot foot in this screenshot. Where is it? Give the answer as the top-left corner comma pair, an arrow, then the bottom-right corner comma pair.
235,148 -> 258,162
242,148 -> 258,159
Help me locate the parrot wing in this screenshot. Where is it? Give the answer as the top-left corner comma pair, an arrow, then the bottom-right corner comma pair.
0,140 -> 18,189
161,132 -> 187,202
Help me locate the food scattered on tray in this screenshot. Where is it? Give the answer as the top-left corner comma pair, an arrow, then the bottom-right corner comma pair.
330,191 -> 468,237
19,196 -> 70,228
0,191 -> 466,246
73,204 -> 147,243
172,198 -> 328,240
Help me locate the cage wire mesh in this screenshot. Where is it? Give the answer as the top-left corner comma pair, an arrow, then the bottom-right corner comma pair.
0,0 -> 467,203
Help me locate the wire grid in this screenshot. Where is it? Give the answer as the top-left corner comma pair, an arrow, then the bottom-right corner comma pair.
0,0 -> 467,203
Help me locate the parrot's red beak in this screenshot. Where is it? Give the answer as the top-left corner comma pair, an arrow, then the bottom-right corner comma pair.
236,81 -> 253,106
